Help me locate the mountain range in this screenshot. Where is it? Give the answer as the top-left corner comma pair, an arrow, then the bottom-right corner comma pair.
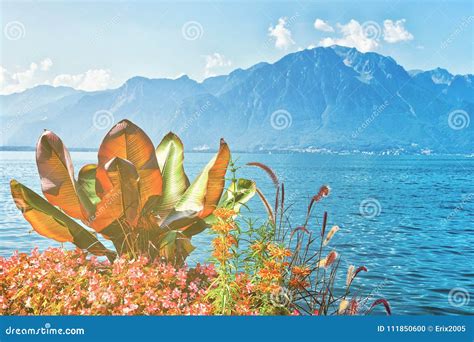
1,46 -> 472,154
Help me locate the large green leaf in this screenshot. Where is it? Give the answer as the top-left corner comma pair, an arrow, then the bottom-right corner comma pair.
160,209 -> 199,231
204,178 -> 256,225
182,219 -> 209,238
155,132 -> 190,221
10,180 -> 116,261
174,139 -> 230,218
220,178 -> 256,212
158,230 -> 195,265
159,209 -> 209,238
77,164 -> 100,215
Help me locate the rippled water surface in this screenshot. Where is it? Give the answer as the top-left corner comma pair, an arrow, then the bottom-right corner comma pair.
1,151 -> 473,315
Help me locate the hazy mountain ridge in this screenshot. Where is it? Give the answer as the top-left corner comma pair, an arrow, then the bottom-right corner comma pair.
1,46 -> 472,153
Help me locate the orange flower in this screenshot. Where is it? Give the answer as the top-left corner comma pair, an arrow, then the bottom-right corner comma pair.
213,208 -> 236,220
250,241 -> 266,254
268,243 -> 292,260
289,277 -> 310,289
211,222 -> 234,235
257,282 -> 280,293
211,236 -> 236,262
258,259 -> 285,281
291,265 -> 311,277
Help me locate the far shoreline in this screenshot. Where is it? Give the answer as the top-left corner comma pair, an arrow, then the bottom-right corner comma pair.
0,146 -> 473,157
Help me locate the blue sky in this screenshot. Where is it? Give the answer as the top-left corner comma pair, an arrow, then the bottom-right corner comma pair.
1,0 -> 473,94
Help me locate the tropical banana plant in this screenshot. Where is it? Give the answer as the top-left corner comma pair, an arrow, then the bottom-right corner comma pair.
10,119 -> 256,264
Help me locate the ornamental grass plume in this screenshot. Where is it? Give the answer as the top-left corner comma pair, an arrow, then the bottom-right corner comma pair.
323,225 -> 340,246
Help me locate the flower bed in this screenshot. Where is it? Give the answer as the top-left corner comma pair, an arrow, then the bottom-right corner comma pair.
0,248 -> 215,315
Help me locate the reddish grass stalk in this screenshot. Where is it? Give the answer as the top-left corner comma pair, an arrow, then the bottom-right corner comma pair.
321,211 -> 328,237
368,299 -> 392,315
246,162 -> 279,188
353,266 -> 368,279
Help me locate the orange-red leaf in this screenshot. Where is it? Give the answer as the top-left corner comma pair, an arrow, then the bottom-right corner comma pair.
96,119 -> 162,208
89,157 -> 140,231
36,130 -> 88,219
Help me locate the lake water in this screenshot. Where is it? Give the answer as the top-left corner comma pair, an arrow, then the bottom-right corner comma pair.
1,151 -> 473,315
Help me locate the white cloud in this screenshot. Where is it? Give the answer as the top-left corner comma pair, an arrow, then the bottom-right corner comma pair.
52,69 -> 112,91
318,20 -> 380,52
40,58 -> 53,71
268,17 -> 295,50
0,58 -> 112,95
314,19 -> 334,32
0,62 -> 40,95
383,19 -> 414,43
204,53 -> 232,78
1,58 -> 53,94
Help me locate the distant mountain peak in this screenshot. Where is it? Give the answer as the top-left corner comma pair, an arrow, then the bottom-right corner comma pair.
1,45 -> 472,153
